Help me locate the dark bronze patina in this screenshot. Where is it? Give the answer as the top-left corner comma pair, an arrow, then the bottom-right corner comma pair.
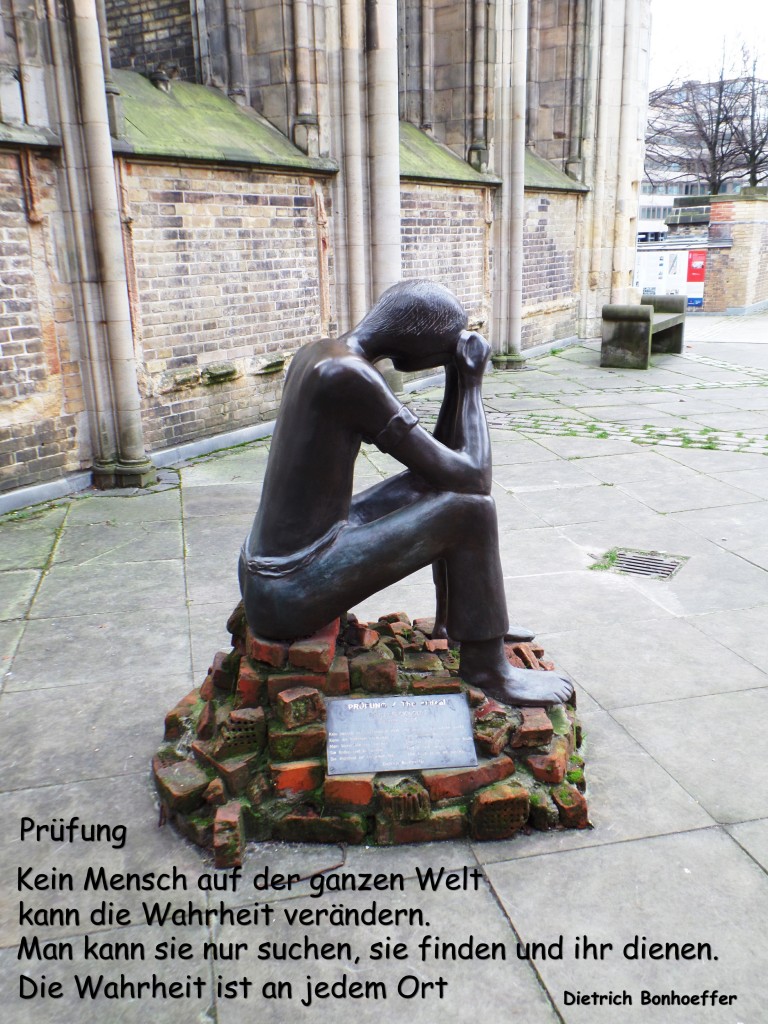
239,280 -> 573,707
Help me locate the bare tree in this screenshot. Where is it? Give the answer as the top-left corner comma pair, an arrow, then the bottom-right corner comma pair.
645,65 -> 743,195
729,51 -> 768,187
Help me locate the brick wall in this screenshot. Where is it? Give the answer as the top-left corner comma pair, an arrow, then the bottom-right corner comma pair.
400,182 -> 492,329
120,160 -> 334,450
0,151 -> 86,493
521,189 -> 580,348
105,0 -> 197,80
704,197 -> 768,312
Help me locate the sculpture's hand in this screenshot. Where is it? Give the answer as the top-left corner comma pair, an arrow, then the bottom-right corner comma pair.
456,330 -> 491,380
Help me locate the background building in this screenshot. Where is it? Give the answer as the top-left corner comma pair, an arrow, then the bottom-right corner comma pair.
0,0 -> 651,500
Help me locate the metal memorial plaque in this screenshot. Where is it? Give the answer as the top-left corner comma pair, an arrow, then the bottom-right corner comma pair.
326,693 -> 478,776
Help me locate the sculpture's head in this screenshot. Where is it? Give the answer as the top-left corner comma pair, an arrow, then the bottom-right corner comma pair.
359,280 -> 468,371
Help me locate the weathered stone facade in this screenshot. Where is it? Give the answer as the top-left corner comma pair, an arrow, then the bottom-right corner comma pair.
0,152 -> 87,492
0,0 -> 650,500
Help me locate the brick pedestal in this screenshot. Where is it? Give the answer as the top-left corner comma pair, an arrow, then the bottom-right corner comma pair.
154,605 -> 589,866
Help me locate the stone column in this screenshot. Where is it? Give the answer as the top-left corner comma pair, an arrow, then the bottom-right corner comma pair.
366,0 -> 401,300
491,0 -> 527,359
69,0 -> 155,486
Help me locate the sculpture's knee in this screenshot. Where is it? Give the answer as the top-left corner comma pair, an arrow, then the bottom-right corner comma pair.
453,491 -> 497,529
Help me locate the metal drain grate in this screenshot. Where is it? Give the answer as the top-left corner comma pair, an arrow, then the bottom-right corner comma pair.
607,549 -> 688,579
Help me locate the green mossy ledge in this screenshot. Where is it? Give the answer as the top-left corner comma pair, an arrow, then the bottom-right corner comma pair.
154,606 -> 589,866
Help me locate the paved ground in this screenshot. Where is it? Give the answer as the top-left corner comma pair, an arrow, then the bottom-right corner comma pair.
2,313 -> 768,1023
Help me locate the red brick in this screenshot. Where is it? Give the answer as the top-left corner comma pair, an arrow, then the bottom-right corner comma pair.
380,611 -> 411,625
268,722 -> 327,761
512,642 -> 541,670
422,755 -> 515,801
324,774 -> 376,809
236,660 -> 267,707
246,772 -> 271,806
412,616 -> 436,635
474,698 -> 507,720
552,784 -> 590,829
220,707 -> 267,754
226,600 -> 246,640
471,782 -> 530,840
164,704 -> 192,741
274,810 -> 367,844
326,656 -> 351,695
466,686 -> 487,707
210,650 -> 236,688
267,672 -> 327,702
214,801 -> 244,868
424,637 -> 449,652
349,651 -> 398,693
411,676 -> 463,695
275,686 -> 325,729
349,625 -> 380,649
503,644 -> 527,669
377,806 -> 467,844
288,618 -> 339,673
271,759 -> 324,795
474,719 -> 512,757
196,700 -> 216,739
191,740 -> 261,794
511,707 -> 554,748
154,759 -> 210,813
203,778 -> 227,806
526,737 -> 569,784
402,650 -> 444,673
246,628 -> 288,668
376,779 -> 430,822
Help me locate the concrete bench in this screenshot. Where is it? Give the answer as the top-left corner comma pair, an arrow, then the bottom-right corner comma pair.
600,295 -> 686,369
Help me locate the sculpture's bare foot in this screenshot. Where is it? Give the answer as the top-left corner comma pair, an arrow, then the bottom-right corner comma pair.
460,638 -> 573,708
505,625 -> 536,644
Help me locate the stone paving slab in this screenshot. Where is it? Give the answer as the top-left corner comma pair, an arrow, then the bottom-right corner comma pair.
613,688 -> 768,823
474,710 -> 713,865
503,569 -> 671,635
0,924 -> 212,1024
53,519 -> 183,567
65,488 -> 181,524
0,675 -> 190,792
688,604 -> 768,674
215,884 -> 561,1024
616,474 -> 760,514
727,819 -> 768,871
514,483 -> 652,527
0,570 -> 40,621
625,547 -> 768,616
0,507 -> 66,571
485,829 -> 768,1022
5,607 -> 192,692
542,617 -> 768,708
0,775 -> 207,948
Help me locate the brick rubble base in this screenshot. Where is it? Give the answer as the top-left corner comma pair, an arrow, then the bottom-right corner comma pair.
153,605 -> 589,866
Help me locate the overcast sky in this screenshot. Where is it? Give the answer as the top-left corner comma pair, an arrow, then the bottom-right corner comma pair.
649,0 -> 768,88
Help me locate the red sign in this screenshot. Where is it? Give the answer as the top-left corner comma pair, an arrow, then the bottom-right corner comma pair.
687,250 -> 707,282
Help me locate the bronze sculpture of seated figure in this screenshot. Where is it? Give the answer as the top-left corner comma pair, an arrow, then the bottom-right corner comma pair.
239,280 -> 573,707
